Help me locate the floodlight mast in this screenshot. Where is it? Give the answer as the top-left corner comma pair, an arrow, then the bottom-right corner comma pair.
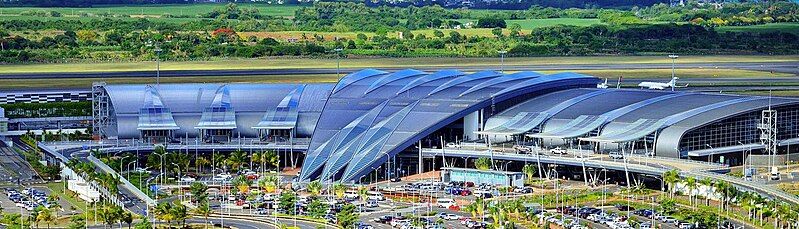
498,50 -> 508,73
668,54 -> 679,91
334,48 -> 344,77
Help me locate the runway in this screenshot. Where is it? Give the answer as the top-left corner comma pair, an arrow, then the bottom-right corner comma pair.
1,61 -> 797,80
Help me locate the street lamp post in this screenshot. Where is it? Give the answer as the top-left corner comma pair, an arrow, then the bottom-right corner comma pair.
706,144 -> 714,163
334,48 -> 343,77
498,50 -> 507,73
172,162 -> 182,202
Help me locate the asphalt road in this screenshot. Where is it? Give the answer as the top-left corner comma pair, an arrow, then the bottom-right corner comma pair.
1,61 -> 797,80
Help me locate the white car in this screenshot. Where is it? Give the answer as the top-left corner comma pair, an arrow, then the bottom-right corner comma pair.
390,219 -> 410,227
550,148 -> 567,155
180,176 -> 196,182
443,214 -> 460,220
609,152 -> 624,160
436,198 -> 456,208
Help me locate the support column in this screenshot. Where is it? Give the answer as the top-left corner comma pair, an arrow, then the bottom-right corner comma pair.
418,140 -> 423,175
463,111 -> 480,141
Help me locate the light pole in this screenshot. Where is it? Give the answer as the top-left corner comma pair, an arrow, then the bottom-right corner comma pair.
171,162 -> 182,202
146,40 -> 168,86
334,48 -> 343,77
706,144 -> 714,163
498,50 -> 507,73
668,54 -> 679,91
738,141 -> 749,180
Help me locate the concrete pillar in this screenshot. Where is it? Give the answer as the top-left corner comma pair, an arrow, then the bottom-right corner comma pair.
463,110 -> 480,141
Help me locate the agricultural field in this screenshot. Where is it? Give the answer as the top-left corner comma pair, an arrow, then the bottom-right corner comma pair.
717,22 -> 799,35
0,3 -> 301,18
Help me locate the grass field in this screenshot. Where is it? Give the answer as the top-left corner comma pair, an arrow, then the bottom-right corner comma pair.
507,18 -> 603,30
0,55 -> 796,74
0,74 -> 340,89
717,22 -> 799,35
0,3 -> 301,18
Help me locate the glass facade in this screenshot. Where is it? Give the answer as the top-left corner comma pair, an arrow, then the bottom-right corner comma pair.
679,104 -> 799,152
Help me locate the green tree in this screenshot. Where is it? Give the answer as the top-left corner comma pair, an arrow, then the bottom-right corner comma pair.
492,28 -> 504,38
279,190 -> 298,215
433,30 -> 445,38
475,157 -> 492,170
337,203 -> 358,228
121,211 -> 133,229
171,202 -> 189,228
307,198 -> 329,219
67,215 -> 86,229
134,218 -> 152,229
190,182 -> 209,203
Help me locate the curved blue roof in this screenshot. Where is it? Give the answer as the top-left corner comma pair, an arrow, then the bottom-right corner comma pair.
332,69 -> 389,94
459,71 -> 542,97
396,70 -> 465,95
364,69 -> 428,95
428,70 -> 503,96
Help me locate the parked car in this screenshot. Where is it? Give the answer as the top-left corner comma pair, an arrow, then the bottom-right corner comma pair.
437,198 -> 457,208
550,148 -> 567,155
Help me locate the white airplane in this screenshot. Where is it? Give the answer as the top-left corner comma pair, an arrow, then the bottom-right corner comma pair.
638,77 -> 688,91
596,78 -> 609,89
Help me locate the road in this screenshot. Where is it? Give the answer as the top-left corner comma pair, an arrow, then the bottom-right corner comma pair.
0,61 -> 797,80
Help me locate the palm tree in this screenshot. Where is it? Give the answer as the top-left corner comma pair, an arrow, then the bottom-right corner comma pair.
212,153 -> 226,172
685,176 -> 696,206
171,202 -> 189,228
37,207 -> 55,229
333,183 -> 347,199
154,202 -> 174,227
259,175 -> 279,193
699,177 -> 713,205
357,186 -> 368,201
194,202 -> 213,229
232,175 -> 253,195
196,156 -> 210,173
307,180 -> 323,197
522,164 -> 536,184
227,149 -> 248,172
264,150 -> 279,171
662,169 -> 680,198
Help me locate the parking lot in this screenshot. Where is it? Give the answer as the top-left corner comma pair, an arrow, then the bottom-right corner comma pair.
0,185 -> 78,217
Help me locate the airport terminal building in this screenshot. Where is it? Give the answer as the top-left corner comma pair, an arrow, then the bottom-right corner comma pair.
91,69 -> 799,183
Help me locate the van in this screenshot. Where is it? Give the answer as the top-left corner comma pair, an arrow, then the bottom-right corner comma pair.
770,167 -> 781,180
366,191 -> 384,201
344,190 -> 359,200
437,198 -> 456,208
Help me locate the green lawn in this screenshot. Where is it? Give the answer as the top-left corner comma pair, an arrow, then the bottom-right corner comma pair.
717,22 -> 799,35
43,182 -> 89,210
0,3 -> 300,18
507,18 -> 603,30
